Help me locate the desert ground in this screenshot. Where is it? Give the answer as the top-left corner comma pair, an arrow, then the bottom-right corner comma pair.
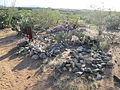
0,28 -> 120,90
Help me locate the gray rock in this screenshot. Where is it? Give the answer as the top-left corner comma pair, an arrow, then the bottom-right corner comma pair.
75,63 -> 81,68
65,64 -> 71,67
18,47 -> 25,54
31,54 -> 39,60
88,76 -> 93,80
62,67 -> 68,71
91,64 -> 98,69
105,62 -> 113,68
68,67 -> 72,72
113,75 -> 120,84
85,68 -> 92,73
71,50 -> 79,59
77,46 -> 89,52
92,68 -> 100,72
103,56 -> 112,61
101,62 -> 106,65
39,52 -> 47,59
77,46 -> 84,52
81,64 -> 86,68
85,60 -> 92,65
17,41 -> 29,47
42,59 -> 48,64
33,45 -> 41,52
72,67 -> 79,72
96,74 -> 102,80
92,53 -> 100,58
79,60 -> 84,63
76,71 -> 83,75
97,64 -> 102,68
81,68 -> 85,72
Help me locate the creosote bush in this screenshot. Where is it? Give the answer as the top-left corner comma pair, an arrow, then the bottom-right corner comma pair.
53,30 -> 86,43
99,41 -> 110,52
104,15 -> 120,30
54,32 -> 67,42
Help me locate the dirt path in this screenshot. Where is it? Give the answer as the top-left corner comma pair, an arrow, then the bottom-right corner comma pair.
0,30 -> 53,90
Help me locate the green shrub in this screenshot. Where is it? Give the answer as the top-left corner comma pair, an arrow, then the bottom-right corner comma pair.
104,15 -> 120,30
0,10 -> 9,29
99,41 -> 110,52
54,32 -> 67,42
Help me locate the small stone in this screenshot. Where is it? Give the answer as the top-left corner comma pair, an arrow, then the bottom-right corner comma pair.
79,60 -> 84,63
71,35 -> 79,41
106,53 -> 112,57
93,68 -> 100,72
105,62 -> 113,68
71,61 -> 75,68
68,67 -> 72,72
71,50 -> 79,59
17,41 -> 29,47
85,60 -> 92,65
31,54 -> 39,60
75,63 -> 81,68
96,74 -> 102,80
76,71 -> 83,75
42,59 -> 48,64
33,45 -> 41,52
77,46 -> 84,52
62,67 -> 68,71
92,53 -> 100,58
26,76 -> 31,79
103,56 -> 112,61
72,67 -> 79,72
85,68 -> 92,73
101,62 -> 106,65
97,64 -> 102,68
81,68 -> 85,72
81,64 -> 86,68
77,46 -> 88,52
39,52 -> 47,59
113,75 -> 120,84
88,76 -> 93,80
66,64 -> 71,67
92,64 -> 98,69
18,47 -> 24,54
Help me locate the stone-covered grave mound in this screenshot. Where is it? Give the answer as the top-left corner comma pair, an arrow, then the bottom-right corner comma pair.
15,35 -> 113,81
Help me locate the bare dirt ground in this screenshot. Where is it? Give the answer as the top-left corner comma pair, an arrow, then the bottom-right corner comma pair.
0,29 -> 120,90
0,29 -> 53,90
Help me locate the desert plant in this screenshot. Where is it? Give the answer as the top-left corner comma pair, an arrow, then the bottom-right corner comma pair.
31,9 -> 62,29
0,10 -> 9,29
104,15 -> 120,30
99,41 -> 110,52
54,32 -> 67,42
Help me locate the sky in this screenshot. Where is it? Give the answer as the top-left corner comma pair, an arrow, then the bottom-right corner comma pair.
0,0 -> 120,11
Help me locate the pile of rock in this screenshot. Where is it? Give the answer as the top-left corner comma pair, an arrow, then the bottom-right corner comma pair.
15,34 -> 113,81
45,43 -> 66,57
16,41 -> 47,60
56,45 -> 113,80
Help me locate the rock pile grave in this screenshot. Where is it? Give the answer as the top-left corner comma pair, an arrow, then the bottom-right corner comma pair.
15,32 -> 113,80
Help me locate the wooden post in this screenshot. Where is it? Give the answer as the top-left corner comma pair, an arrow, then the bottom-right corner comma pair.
24,26 -> 33,40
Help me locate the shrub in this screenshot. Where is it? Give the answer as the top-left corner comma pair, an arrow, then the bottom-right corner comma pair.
54,32 -> 67,42
104,15 -> 120,30
99,41 -> 110,52
0,10 -> 9,29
